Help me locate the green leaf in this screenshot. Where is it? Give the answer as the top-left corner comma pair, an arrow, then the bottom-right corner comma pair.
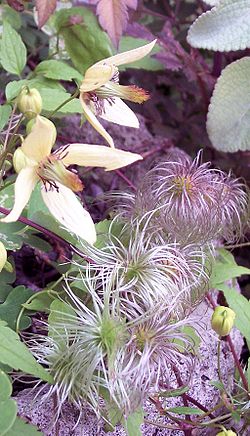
0,21 -> 27,76
187,0 -> 250,52
210,248 -> 250,287
209,380 -> 225,391
48,299 -> 76,341
124,408 -> 144,436
5,77 -> 64,101
166,406 -> 204,415
0,105 -> 12,132
0,286 -> 33,331
2,5 -> 22,30
0,371 -> 12,401
35,60 -> 82,82
159,386 -> 189,397
0,321 -> 53,383
219,284 -> 250,343
119,37 -> 163,71
4,417 -> 41,435
39,89 -> 82,113
54,7 -> 113,74
22,291 -> 56,313
207,57 -> 250,152
0,399 -> 17,436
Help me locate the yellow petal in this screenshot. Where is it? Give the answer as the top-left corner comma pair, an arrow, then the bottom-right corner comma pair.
95,39 -> 157,68
0,242 -> 7,272
1,167 -> 38,223
80,95 -> 115,148
99,98 -> 139,128
41,183 -> 96,245
61,143 -> 143,171
21,115 -> 57,162
80,64 -> 116,93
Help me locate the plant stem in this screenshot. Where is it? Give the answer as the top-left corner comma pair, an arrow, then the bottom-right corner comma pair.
226,334 -> 249,394
49,89 -> 80,117
0,206 -> 93,263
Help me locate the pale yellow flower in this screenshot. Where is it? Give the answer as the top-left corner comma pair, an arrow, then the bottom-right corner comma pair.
80,40 -> 157,147
0,242 -> 7,272
1,116 -> 142,245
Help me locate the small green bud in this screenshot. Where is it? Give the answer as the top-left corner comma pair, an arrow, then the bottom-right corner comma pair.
216,429 -> 237,436
0,242 -> 7,272
17,87 -> 42,119
211,306 -> 235,337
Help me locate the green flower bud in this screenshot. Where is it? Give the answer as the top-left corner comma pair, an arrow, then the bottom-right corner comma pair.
17,87 -> 42,119
0,242 -> 7,272
211,306 -> 235,337
216,429 -> 237,436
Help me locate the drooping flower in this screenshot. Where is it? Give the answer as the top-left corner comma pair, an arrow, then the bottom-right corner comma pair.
0,116 -> 142,244
79,40 -> 157,147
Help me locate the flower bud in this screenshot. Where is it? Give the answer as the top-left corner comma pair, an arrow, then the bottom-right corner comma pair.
211,306 -> 235,337
13,147 -> 33,173
216,429 -> 237,436
17,87 -> 42,119
0,242 -> 7,272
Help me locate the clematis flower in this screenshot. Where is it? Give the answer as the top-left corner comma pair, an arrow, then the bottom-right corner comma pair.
1,116 -> 142,245
79,40 -> 157,147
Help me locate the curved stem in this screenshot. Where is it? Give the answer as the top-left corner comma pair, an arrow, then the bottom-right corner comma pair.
49,89 -> 80,117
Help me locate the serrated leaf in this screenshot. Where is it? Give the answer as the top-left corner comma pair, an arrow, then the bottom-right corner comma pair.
35,60 -> 82,82
219,284 -> 250,343
0,371 -> 12,401
35,0 -> 57,28
4,417 -> 41,435
187,0 -> 250,52
124,408 -> 144,436
0,398 -> 17,436
0,322 -> 53,383
54,7 -> 113,74
0,286 -> 33,331
0,21 -> 27,76
207,57 -> 250,152
166,406 -> 203,415
0,105 -> 12,132
95,0 -> 137,49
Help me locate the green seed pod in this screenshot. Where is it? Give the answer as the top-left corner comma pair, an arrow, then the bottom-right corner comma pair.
0,242 -> 7,272
216,429 -> 237,436
211,306 -> 235,337
17,87 -> 42,119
